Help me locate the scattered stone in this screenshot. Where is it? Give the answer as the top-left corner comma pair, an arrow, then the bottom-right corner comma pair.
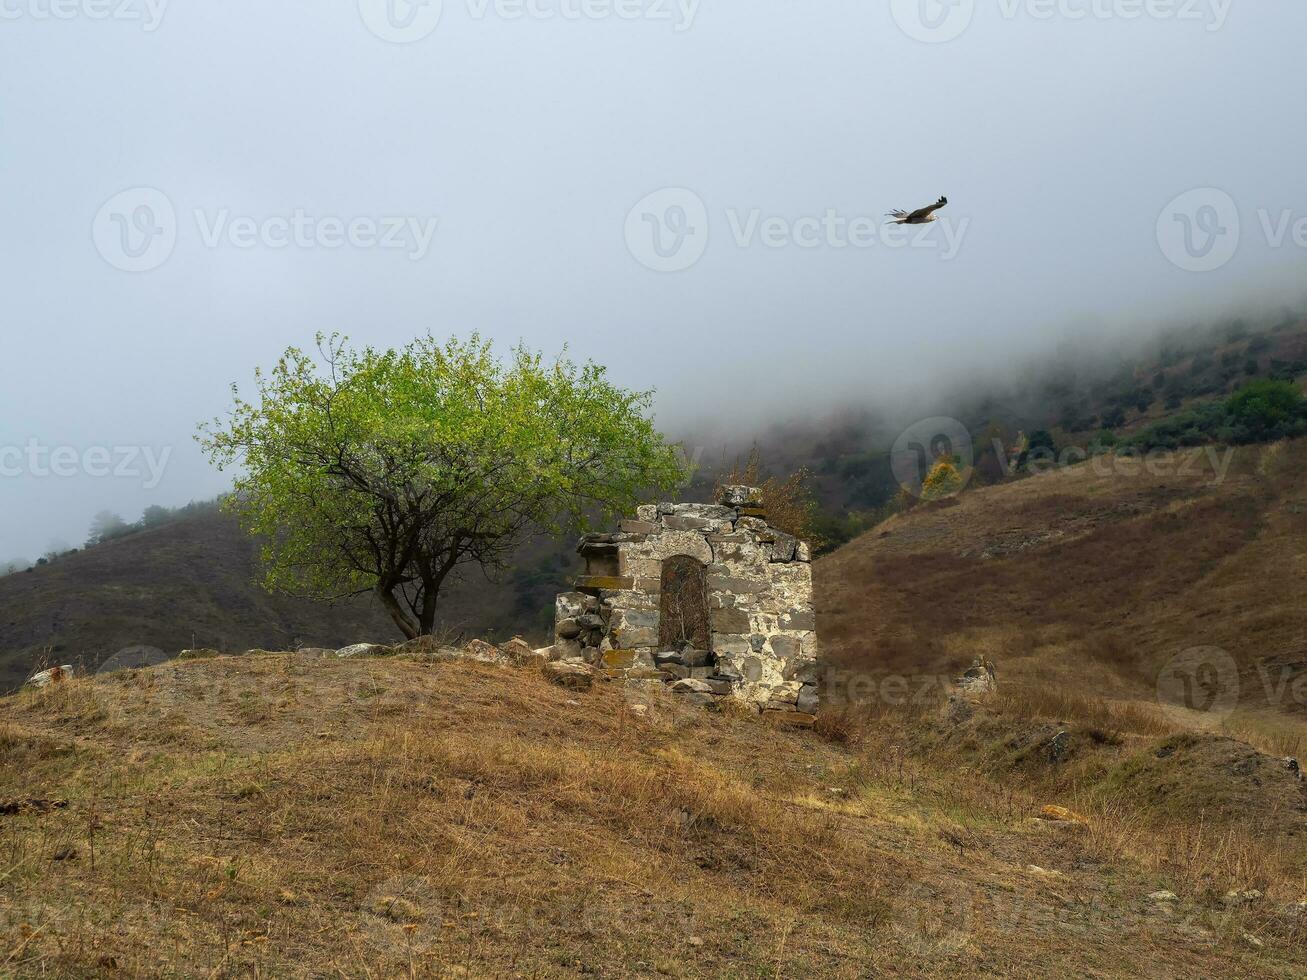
1224,889 -> 1263,906
25,665 -> 75,689
1039,805 -> 1088,825
1149,891 -> 1179,903
500,637 -> 547,668
177,648 -> 220,660
956,656 -> 997,697
543,661 -> 597,691
335,643 -> 390,659
1242,932 -> 1264,949
1027,865 -> 1064,878
463,639 -> 507,664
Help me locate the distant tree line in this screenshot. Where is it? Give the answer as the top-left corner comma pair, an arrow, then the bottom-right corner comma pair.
0,498 -> 225,577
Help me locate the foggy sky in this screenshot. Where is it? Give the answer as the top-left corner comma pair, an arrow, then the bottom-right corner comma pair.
2,0 -> 1306,562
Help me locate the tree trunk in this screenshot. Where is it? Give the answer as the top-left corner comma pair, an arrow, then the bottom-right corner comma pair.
376,585 -> 419,639
417,574 -> 439,636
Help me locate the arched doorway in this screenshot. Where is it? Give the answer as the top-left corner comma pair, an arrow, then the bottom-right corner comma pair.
658,554 -> 710,651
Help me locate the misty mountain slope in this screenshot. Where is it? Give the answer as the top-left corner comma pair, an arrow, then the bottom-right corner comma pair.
815,437 -> 1307,738
0,510 -> 565,693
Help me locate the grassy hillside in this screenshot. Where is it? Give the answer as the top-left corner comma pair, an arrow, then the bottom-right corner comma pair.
812,435 -> 1307,888
0,509 -> 569,693
3,654 -> 1303,977
816,436 -> 1307,750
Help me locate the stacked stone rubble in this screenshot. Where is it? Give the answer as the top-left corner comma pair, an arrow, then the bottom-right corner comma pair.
544,485 -> 820,717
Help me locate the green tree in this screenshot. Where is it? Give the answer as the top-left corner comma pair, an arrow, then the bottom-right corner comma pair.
199,334 -> 688,638
1227,379 -> 1305,439
86,510 -> 128,546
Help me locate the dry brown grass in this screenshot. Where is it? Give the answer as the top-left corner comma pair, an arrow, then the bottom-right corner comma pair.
3,655 -> 1302,977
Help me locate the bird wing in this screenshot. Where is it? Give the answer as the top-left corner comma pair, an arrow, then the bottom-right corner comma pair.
905,196 -> 948,222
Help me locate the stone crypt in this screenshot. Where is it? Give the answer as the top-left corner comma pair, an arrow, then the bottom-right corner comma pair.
546,485 -> 820,716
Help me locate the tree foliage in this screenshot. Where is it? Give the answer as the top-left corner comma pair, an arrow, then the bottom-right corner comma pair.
920,456 -> 962,500
1125,379 -> 1307,452
1227,379 -> 1305,437
199,334 -> 688,638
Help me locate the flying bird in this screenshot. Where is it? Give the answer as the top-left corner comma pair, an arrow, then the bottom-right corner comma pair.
886,196 -> 948,225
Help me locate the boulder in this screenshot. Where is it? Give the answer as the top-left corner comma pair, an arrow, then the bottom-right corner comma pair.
556,619 -> 582,640
543,661 -> 597,691
956,657 -> 997,697
335,643 -> 391,659
463,639 -> 506,664
26,665 -> 75,689
176,648 -> 221,660
500,636 -> 546,668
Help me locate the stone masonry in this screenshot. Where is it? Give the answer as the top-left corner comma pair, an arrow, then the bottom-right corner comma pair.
545,485 -> 820,717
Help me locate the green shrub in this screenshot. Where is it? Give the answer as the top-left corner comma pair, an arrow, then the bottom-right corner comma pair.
1227,379 -> 1305,438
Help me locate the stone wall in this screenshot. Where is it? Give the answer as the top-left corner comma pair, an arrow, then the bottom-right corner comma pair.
545,485 -> 820,718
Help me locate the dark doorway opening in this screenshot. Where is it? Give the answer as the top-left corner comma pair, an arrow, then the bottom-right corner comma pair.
658,555 -> 710,651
